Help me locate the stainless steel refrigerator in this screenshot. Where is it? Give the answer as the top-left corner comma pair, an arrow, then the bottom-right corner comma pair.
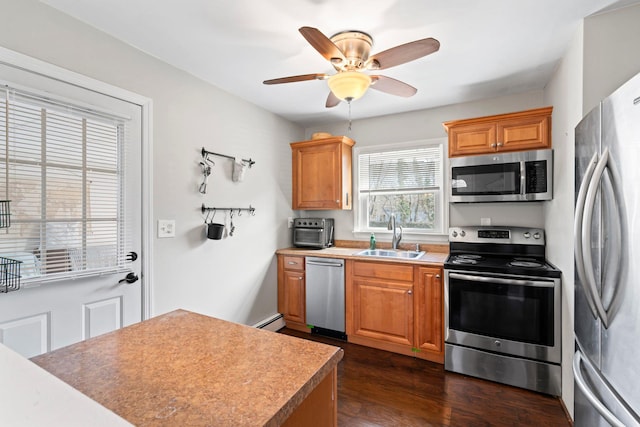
574,72 -> 640,426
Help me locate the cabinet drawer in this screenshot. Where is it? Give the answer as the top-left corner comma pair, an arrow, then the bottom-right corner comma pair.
352,261 -> 413,282
283,256 -> 305,271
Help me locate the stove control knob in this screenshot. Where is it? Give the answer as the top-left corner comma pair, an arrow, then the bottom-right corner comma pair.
451,230 -> 458,238
523,232 -> 531,238
533,232 -> 541,239
460,230 -> 466,237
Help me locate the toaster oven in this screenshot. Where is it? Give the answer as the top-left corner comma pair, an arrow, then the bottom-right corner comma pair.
292,218 -> 334,249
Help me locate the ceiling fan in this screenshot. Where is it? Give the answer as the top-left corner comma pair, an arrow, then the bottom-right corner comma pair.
263,27 -> 440,108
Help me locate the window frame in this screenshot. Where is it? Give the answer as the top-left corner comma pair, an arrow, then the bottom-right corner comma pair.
352,138 -> 448,241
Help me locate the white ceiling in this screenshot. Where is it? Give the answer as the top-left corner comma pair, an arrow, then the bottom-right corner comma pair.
42,0 -> 638,126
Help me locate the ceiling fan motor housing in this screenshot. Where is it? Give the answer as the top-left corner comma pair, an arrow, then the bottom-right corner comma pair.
330,31 -> 373,71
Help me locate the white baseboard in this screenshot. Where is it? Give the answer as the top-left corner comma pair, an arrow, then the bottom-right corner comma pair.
252,313 -> 285,332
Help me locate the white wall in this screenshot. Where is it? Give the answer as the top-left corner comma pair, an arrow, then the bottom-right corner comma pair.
542,22 -> 584,419
583,3 -> 640,114
305,90 -> 547,242
0,0 -> 303,325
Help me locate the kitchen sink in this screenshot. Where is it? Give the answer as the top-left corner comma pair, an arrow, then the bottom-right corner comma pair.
355,249 -> 425,259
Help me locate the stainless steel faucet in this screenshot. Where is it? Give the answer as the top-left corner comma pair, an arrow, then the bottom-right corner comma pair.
387,213 -> 403,249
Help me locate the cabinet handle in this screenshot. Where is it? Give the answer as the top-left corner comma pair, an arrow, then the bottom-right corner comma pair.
287,261 -> 297,265
490,143 -> 497,148
497,142 -> 504,147
436,274 -> 441,279
346,192 -> 349,205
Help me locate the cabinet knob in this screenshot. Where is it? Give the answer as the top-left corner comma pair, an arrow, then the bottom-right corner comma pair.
436,274 -> 441,279
336,200 -> 340,204
299,277 -> 303,280
497,142 -> 504,147
490,143 -> 497,148
407,290 -> 413,295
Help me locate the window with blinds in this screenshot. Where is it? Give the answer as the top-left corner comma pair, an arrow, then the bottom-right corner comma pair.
356,142 -> 444,233
0,86 -> 130,283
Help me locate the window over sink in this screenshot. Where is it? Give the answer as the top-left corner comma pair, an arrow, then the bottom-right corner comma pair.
354,138 -> 445,236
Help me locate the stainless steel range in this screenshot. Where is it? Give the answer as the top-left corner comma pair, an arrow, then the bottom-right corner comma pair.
443,226 -> 562,396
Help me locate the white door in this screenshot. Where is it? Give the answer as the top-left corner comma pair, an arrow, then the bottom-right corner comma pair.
0,57 -> 146,358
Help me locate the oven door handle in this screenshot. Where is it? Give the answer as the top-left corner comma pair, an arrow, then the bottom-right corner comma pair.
448,272 -> 555,288
294,227 -> 324,233
582,148 -> 611,328
574,150 -> 600,320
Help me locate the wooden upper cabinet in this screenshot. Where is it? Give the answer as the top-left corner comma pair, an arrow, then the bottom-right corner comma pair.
291,136 -> 355,210
443,106 -> 552,157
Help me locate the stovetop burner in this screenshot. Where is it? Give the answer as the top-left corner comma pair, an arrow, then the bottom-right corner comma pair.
509,258 -> 544,268
450,254 -> 483,265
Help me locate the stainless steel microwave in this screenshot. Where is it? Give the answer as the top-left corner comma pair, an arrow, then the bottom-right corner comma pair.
450,149 -> 553,203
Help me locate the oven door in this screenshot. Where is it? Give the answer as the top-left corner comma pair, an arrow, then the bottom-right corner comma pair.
445,270 -> 561,363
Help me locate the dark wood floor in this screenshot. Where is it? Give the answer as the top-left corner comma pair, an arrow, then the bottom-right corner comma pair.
279,328 -> 571,427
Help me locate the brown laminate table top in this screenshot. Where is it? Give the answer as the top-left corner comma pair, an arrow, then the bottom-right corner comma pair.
31,309 -> 343,427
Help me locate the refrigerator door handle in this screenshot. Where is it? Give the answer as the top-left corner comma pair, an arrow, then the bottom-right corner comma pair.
582,148 -> 611,328
573,350 -> 626,427
574,151 -> 600,320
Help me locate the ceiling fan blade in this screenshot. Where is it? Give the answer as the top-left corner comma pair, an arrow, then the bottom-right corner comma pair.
368,38 -> 440,70
263,73 -> 328,85
326,91 -> 341,108
370,75 -> 417,97
299,27 -> 346,63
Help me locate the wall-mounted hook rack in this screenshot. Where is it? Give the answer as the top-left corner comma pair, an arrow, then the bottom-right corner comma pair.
201,147 -> 255,168
201,204 -> 256,217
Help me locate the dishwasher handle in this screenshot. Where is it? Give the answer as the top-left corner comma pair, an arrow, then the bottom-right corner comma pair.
306,260 -> 344,268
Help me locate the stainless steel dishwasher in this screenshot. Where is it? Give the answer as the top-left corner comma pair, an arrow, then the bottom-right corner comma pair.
305,257 -> 346,339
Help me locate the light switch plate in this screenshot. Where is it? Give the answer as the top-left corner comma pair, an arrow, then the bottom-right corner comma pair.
158,219 -> 176,238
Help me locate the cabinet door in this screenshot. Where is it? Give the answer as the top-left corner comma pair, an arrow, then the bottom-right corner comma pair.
497,113 -> 550,152
415,267 -> 443,355
292,142 -> 341,210
350,278 -> 413,346
283,270 -> 305,324
448,121 -> 497,157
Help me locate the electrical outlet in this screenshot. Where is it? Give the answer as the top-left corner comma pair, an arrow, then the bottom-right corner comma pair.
287,217 -> 294,229
481,217 -> 491,226
158,219 -> 176,238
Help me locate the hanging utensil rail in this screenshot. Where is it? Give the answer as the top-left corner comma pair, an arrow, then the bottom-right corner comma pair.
201,148 -> 255,168
201,204 -> 256,216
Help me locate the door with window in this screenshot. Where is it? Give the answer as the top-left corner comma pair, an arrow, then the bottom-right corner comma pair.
0,60 -> 145,358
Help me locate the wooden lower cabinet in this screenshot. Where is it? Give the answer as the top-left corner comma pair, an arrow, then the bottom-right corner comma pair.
415,267 -> 443,357
282,367 -> 337,427
277,255 -> 308,332
346,260 -> 444,363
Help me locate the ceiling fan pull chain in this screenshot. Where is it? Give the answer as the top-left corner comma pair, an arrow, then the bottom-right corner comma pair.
348,100 -> 353,132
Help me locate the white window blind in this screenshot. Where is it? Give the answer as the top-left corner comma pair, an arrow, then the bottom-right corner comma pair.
0,86 -> 131,283
356,143 -> 444,233
359,147 -> 442,193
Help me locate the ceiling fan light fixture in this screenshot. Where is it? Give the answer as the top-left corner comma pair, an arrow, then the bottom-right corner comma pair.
327,71 -> 371,102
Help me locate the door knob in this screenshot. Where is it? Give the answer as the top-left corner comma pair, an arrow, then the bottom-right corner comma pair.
119,272 -> 139,284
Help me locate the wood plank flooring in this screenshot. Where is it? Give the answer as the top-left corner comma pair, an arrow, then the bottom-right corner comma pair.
279,328 -> 571,427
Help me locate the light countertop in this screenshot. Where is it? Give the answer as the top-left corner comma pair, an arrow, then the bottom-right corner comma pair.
32,309 -> 343,427
0,343 -> 131,426
276,245 -> 449,266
